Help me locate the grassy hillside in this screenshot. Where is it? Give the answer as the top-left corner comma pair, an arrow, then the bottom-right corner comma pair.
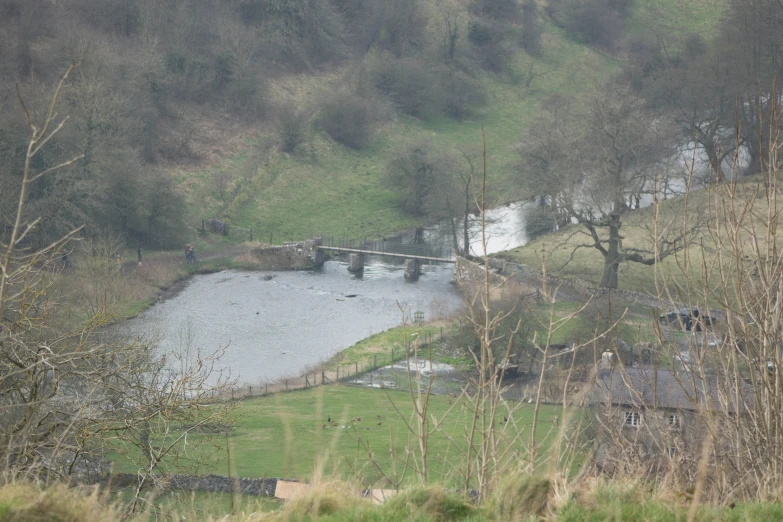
497,177 -> 779,304
628,0 -> 726,36
185,24 -> 616,242
498,190 -> 708,294
183,0 -> 727,244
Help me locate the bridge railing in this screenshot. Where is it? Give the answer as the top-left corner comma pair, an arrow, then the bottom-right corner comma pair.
320,236 -> 454,261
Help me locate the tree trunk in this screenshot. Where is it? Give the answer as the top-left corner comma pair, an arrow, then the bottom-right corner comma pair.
463,185 -> 471,255
705,141 -> 726,183
600,213 -> 622,289
448,216 -> 460,255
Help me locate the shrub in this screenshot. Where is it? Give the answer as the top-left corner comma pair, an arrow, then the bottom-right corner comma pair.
242,0 -> 348,69
383,486 -> 475,521
491,476 -> 551,521
275,104 -> 310,153
370,56 -> 441,117
561,0 -> 630,51
225,70 -> 269,117
375,0 -> 429,57
519,0 -> 542,55
438,68 -> 486,120
470,0 -> 521,22
317,91 -> 380,149
385,142 -> 438,215
0,483 -> 121,522
468,19 -> 514,72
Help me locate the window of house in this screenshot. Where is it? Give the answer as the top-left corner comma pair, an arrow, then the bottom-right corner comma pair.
623,411 -> 641,427
668,414 -> 680,427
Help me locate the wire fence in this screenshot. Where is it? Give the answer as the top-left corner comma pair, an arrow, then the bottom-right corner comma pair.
225,329 -> 445,400
319,236 -> 454,260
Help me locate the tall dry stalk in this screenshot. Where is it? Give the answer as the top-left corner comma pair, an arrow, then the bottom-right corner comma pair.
452,131 -> 610,498
593,86 -> 783,501
1,61 -> 237,511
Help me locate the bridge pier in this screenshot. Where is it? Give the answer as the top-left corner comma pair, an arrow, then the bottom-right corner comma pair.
404,259 -> 420,281
348,253 -> 364,273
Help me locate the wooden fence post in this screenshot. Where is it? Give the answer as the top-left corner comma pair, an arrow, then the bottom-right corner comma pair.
322,370 -> 325,383
285,379 -> 288,390
355,362 -> 358,375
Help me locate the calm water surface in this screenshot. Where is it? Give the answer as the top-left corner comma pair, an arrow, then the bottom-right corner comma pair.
124,260 -> 463,385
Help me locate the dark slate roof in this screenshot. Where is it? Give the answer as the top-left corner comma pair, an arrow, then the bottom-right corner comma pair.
591,367 -> 719,411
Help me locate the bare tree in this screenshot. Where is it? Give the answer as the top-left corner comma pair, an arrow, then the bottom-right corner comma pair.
646,48 -> 744,182
520,85 -> 693,288
592,89 -> 783,501
1,62 -> 235,498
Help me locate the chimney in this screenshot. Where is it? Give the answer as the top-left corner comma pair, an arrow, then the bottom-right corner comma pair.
600,351 -> 614,371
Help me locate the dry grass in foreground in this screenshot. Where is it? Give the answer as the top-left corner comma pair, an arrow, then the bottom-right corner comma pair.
3,476 -> 783,521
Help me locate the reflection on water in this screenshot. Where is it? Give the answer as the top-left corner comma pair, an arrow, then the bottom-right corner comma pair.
123,261 -> 463,385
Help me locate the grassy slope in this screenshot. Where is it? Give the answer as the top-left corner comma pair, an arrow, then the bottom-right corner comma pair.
499,190 -> 709,294
111,386 -> 566,487
183,22 -> 617,243
499,179 -> 778,311
496,0 -> 729,297
177,1 -> 726,247
627,0 -> 726,37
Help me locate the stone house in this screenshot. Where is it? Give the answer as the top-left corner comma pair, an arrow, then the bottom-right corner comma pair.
589,358 -> 716,472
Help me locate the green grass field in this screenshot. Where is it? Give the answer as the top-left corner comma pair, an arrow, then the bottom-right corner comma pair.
110,386 -> 570,489
324,324 -> 450,369
628,0 -> 726,38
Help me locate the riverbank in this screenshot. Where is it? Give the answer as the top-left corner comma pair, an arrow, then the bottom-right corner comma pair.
108,238 -> 339,319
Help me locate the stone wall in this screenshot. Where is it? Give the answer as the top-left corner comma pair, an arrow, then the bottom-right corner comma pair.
102,473 -> 280,496
453,256 -> 506,286
251,238 -> 325,270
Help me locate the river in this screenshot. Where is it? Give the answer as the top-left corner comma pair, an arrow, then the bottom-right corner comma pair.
124,260 -> 465,385
124,176 -> 698,386
390,200 -> 535,257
